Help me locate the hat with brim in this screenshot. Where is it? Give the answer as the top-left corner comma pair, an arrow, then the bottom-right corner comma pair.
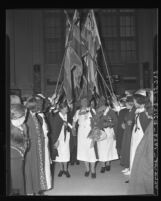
10,95 -> 21,105
36,93 -> 46,99
11,104 -> 26,120
135,89 -> 147,97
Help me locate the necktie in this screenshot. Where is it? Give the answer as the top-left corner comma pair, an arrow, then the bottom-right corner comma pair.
134,113 -> 140,132
64,120 -> 68,142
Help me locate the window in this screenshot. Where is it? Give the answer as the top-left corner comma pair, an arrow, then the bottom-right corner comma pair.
119,13 -> 136,63
43,11 -> 65,65
102,15 -> 117,37
121,40 -> 136,62
98,9 -> 137,64
120,16 -> 135,37
105,40 -> 120,62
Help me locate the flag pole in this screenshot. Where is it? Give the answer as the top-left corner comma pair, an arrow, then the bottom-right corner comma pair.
57,80 -> 64,95
91,9 -> 116,98
101,75 -> 108,99
54,45 -> 67,96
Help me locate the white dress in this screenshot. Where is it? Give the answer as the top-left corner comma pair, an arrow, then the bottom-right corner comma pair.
130,108 -> 145,172
54,112 -> 70,162
38,113 -> 52,190
73,108 -> 97,163
97,107 -> 118,162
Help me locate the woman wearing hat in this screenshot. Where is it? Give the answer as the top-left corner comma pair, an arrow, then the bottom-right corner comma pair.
25,97 -> 48,195
120,96 -> 136,175
72,97 -> 97,178
128,90 -> 154,194
10,104 -> 29,195
116,96 -> 129,157
126,89 -> 151,176
97,98 -> 118,173
50,101 -> 72,178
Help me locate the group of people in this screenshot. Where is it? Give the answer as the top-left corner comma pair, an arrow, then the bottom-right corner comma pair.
9,87 -> 154,195
116,89 -> 153,194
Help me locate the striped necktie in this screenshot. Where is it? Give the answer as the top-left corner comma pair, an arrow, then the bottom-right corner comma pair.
134,113 -> 140,132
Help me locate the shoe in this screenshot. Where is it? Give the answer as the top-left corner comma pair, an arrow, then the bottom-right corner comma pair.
100,167 -> 106,173
91,173 -> 96,178
58,170 -> 64,177
84,171 -> 90,177
76,161 -> 80,165
64,171 -> 71,178
106,165 -> 111,171
123,170 -> 130,175
121,168 -> 129,173
38,190 -> 44,195
125,180 -> 129,183
70,162 -> 74,165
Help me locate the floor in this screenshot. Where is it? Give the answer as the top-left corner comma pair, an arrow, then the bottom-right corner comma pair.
44,159 -> 130,196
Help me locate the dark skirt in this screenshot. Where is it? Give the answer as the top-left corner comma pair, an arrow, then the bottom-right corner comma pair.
10,154 -> 25,195
120,126 -> 132,168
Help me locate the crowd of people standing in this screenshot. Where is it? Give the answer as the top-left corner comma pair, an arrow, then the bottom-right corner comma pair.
9,88 -> 154,195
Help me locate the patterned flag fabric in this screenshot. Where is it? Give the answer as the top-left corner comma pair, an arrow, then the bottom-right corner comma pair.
81,10 -> 101,95
63,10 -> 83,104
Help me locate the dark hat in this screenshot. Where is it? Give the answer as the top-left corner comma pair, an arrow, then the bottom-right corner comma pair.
10,104 -> 26,120
126,96 -> 134,103
25,96 -> 37,110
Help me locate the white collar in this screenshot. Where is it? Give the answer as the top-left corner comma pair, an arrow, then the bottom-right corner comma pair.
30,111 -> 36,116
59,112 -> 67,121
135,107 -> 145,114
80,107 -> 90,112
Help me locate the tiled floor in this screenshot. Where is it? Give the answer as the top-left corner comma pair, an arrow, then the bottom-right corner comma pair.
44,159 -> 130,196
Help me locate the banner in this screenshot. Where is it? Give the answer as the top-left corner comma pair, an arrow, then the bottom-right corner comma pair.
81,10 -> 101,95
63,10 -> 83,103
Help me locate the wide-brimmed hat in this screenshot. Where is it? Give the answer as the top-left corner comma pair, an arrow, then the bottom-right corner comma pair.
10,104 -> 26,120
135,89 -> 147,97
10,95 -> 21,105
35,93 -> 46,99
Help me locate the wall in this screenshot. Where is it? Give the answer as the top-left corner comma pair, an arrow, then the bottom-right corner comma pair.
6,9 -> 44,97
6,10 -> 15,89
137,9 -> 157,88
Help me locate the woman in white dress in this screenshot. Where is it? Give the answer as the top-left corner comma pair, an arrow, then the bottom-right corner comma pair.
125,89 -> 151,176
97,101 -> 118,173
51,102 -> 72,178
72,97 -> 97,178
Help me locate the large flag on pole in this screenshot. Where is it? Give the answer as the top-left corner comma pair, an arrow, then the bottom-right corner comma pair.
63,10 -> 83,104
81,9 -> 101,95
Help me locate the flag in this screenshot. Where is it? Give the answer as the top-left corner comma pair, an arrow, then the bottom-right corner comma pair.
65,10 -> 71,47
81,9 -> 101,95
63,10 -> 83,104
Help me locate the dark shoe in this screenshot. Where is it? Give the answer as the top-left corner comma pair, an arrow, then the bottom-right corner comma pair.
64,171 -> 71,178
76,161 -> 80,165
106,165 -> 111,171
84,171 -> 90,177
58,170 -> 64,177
91,173 -> 96,178
38,190 -> 45,195
125,180 -> 129,183
70,162 -> 74,165
100,167 -> 106,173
